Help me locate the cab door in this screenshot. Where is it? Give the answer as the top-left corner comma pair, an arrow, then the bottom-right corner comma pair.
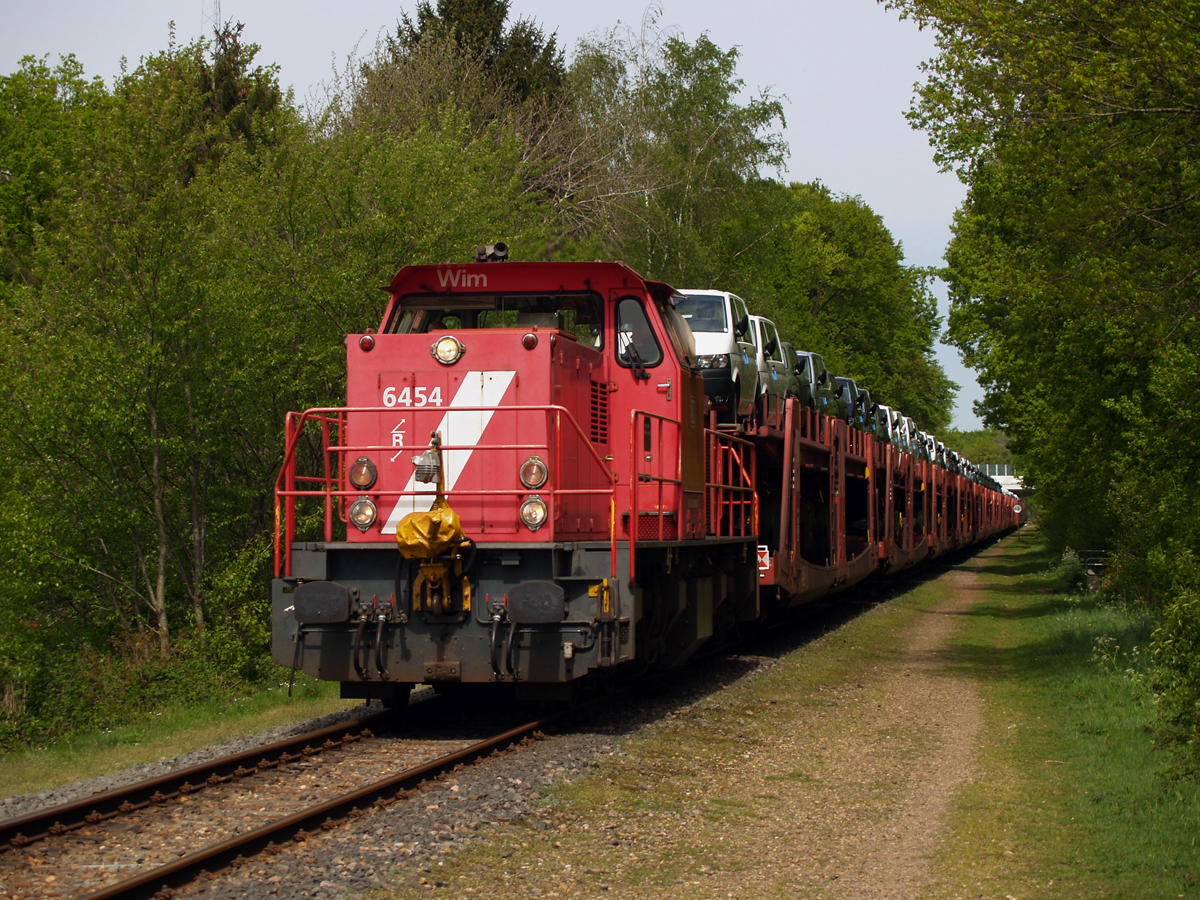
655,296 -> 707,537
609,291 -> 689,542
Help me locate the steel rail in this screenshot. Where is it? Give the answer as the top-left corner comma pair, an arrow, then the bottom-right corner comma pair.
0,710 -> 386,853
74,715 -> 552,900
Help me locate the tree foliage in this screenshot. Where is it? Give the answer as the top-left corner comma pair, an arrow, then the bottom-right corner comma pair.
563,24 -> 787,282
885,0 -> 1200,769
940,428 -> 1011,467
745,182 -> 956,430
389,0 -> 566,104
0,55 -> 105,295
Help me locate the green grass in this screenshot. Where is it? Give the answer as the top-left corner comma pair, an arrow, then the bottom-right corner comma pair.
0,675 -> 358,801
935,530 -> 1200,899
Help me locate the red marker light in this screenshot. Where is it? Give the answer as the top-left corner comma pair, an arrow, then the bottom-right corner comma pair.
359,334 -> 375,351
522,333 -> 538,350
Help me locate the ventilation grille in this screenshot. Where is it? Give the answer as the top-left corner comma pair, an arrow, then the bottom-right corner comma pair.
590,381 -> 609,444
621,510 -> 679,541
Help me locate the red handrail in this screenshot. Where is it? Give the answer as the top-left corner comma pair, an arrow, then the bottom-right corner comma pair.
704,429 -> 756,540
628,409 -> 683,586
274,404 -> 618,578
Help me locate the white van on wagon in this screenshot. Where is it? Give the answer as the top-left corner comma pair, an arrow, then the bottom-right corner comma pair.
747,314 -> 790,417
675,290 -> 759,422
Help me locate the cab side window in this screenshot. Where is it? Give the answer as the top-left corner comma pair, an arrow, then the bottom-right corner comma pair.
614,297 -> 663,369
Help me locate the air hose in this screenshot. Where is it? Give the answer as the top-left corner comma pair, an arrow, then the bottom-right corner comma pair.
373,613 -> 388,680
489,613 -> 504,678
351,617 -> 369,680
503,620 -> 518,677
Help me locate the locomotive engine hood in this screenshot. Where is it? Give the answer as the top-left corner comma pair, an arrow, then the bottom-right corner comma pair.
339,261 -> 696,547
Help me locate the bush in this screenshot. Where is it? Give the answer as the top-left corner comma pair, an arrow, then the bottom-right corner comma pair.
0,626 -> 275,752
1152,588 -> 1200,775
1057,548 -> 1087,593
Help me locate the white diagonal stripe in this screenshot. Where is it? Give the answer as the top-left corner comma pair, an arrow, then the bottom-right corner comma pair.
381,371 -> 517,534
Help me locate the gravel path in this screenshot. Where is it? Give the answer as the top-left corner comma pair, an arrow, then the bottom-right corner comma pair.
815,563 -> 984,898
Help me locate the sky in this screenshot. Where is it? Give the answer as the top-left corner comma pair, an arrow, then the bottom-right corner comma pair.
1,0 -> 984,428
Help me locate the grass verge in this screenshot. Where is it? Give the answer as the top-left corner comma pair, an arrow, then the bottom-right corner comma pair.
933,529 -> 1200,899
0,674 -> 357,802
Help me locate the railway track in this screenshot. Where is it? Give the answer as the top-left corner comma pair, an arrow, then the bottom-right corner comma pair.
0,708 -> 552,900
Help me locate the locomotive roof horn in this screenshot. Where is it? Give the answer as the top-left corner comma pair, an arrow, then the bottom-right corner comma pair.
474,242 -> 509,263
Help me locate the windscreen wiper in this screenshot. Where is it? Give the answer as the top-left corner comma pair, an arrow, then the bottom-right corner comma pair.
622,340 -> 651,380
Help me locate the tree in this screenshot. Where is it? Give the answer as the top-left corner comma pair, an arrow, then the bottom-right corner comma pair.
747,182 -> 956,430
197,23 -> 284,154
358,0 -> 565,134
390,0 -> 565,102
885,0 -> 1200,769
351,0 -> 575,241
564,24 -> 786,282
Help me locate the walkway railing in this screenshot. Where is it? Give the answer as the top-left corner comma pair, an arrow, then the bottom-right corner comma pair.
275,404 -> 617,578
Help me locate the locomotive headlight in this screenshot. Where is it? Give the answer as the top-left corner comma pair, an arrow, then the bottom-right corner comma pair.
519,495 -> 548,531
431,335 -> 465,365
349,496 -> 378,531
411,448 -> 441,484
696,354 -> 730,369
348,456 -> 377,490
519,455 -> 548,489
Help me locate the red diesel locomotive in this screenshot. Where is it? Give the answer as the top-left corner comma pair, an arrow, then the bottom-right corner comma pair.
272,251 -> 1018,705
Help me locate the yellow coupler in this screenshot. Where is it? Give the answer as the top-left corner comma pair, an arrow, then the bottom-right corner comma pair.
395,500 -> 473,616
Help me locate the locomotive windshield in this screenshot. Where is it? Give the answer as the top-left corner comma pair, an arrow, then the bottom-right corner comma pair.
385,292 -> 604,348
655,297 -> 697,367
